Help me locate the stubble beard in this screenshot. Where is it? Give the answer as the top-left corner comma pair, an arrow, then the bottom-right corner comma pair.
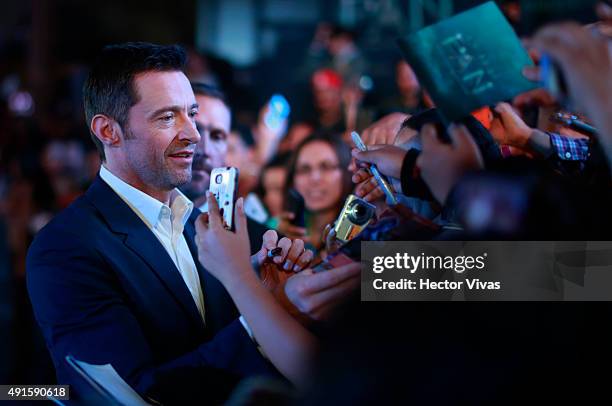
124,126 -> 193,192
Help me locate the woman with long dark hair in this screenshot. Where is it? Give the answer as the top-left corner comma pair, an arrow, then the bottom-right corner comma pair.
278,134 -> 353,255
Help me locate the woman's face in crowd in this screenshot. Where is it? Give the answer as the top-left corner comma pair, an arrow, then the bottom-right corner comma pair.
293,140 -> 344,213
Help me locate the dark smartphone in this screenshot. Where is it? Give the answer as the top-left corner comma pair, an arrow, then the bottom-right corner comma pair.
287,189 -> 305,228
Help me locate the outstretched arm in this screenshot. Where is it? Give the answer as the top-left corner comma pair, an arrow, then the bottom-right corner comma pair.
196,192 -> 317,386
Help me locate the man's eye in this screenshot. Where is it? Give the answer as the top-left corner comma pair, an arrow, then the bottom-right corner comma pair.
189,110 -> 198,118
211,130 -> 227,141
160,114 -> 174,122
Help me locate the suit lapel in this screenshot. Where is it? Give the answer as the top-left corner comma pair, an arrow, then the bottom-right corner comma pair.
85,176 -> 205,333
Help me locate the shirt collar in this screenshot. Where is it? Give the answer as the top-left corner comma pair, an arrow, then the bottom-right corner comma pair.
99,165 -> 193,228
171,189 -> 194,228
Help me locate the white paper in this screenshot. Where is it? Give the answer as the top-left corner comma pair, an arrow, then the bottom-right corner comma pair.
72,359 -> 151,406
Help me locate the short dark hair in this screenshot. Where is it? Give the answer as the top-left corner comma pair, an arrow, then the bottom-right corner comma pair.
190,82 -> 228,106
83,42 -> 187,161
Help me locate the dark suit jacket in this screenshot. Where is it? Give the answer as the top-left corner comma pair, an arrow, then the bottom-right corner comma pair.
26,176 -> 276,405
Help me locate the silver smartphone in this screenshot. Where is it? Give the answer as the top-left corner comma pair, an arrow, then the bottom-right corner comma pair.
209,167 -> 239,230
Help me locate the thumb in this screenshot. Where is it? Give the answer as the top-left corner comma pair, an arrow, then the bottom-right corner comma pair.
494,102 -> 517,124
494,102 -> 512,115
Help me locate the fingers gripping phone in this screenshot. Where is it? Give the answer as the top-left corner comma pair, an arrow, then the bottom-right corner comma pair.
209,167 -> 239,230
351,131 -> 398,206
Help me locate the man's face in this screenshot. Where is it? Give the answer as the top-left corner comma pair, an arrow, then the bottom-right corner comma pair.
183,94 -> 230,199
120,71 -> 200,192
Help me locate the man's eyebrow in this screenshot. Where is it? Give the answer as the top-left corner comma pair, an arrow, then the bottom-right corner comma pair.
148,103 -> 199,119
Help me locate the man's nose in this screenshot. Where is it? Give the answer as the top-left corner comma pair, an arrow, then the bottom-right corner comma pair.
180,119 -> 201,144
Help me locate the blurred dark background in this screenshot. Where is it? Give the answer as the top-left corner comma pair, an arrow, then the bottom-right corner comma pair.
1,0 -> 598,392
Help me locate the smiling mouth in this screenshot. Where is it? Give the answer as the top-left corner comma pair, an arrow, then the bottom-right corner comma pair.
168,151 -> 194,159
167,150 -> 195,166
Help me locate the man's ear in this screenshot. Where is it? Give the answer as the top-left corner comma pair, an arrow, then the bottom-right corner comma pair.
91,114 -> 123,149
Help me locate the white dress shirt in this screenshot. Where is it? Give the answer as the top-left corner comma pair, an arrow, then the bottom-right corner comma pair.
100,165 -> 206,323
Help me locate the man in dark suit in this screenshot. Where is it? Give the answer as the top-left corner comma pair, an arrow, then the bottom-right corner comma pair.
26,42 -> 310,405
